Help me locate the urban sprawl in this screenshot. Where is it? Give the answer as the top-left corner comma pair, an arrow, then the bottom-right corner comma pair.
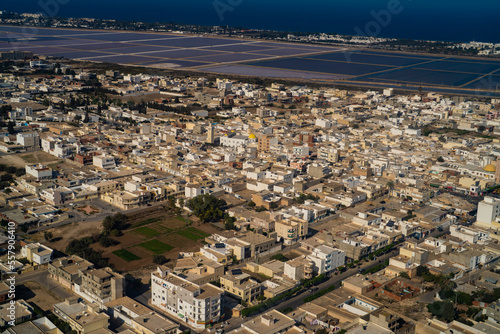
2,50 -> 500,334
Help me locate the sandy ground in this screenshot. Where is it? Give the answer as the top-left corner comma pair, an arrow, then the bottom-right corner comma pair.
1,151 -> 61,168
43,219 -> 104,251
18,281 -> 64,312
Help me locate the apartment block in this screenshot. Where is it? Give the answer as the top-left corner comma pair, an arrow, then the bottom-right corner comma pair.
151,267 -> 224,328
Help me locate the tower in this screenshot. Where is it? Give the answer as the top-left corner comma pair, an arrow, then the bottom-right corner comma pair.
207,124 -> 214,144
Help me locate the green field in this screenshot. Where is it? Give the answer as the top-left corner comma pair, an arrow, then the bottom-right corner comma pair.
176,227 -> 210,241
139,240 -> 174,253
133,217 -> 163,228
113,249 -> 141,262
134,226 -> 161,237
175,215 -> 189,223
156,225 -> 173,233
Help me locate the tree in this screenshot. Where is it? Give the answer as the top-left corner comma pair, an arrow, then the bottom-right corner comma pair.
83,110 -> 90,123
427,301 -> 456,322
102,213 -> 127,232
437,156 -> 445,162
224,214 -> 236,230
153,255 -> 167,265
7,121 -> 15,134
44,231 -> 54,242
416,265 -> 429,277
399,272 -> 410,279
186,194 -> 227,223
99,236 -> 119,247
441,301 -> 457,322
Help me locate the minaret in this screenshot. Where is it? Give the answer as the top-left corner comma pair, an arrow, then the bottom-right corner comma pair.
207,124 -> 214,144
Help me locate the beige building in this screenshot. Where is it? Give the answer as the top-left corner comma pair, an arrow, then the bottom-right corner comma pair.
220,271 -> 262,304
228,309 -> 296,334
342,274 -> 375,294
48,255 -> 94,290
105,296 -> 178,334
80,268 -> 125,305
275,217 -> 309,245
53,297 -> 109,334
284,255 -> 314,281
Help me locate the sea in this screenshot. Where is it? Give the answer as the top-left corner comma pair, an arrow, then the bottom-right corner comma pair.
2,0 -> 500,43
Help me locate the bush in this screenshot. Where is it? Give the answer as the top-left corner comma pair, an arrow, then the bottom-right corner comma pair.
153,255 -> 167,265
44,231 -> 54,242
110,229 -> 123,237
99,236 -> 119,247
399,272 -> 410,279
102,213 -> 128,232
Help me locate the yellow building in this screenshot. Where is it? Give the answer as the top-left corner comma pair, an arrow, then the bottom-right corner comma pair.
275,218 -> 309,245
220,271 -> 262,304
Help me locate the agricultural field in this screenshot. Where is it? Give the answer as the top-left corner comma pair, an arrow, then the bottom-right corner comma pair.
176,227 -> 210,241
138,240 -> 174,253
98,210 -> 219,271
113,249 -> 142,262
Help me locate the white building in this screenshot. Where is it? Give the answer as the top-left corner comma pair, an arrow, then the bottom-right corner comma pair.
151,267 -> 224,329
93,155 -> 116,169
450,225 -> 489,244
307,245 -> 345,275
476,196 -> 500,228
220,134 -> 248,148
25,164 -> 52,180
16,132 -> 39,147
21,242 -> 53,265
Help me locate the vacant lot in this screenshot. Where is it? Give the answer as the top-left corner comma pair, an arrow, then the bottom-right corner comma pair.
1,151 -> 60,168
17,281 -> 64,312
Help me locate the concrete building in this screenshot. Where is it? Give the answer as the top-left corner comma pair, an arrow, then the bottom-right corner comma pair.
0,299 -> 32,327
53,297 -> 109,334
151,267 -> 224,328
16,132 -> 40,147
220,271 -> 262,304
476,196 -> 500,228
25,164 -> 52,180
93,155 -> 116,169
48,255 -> 95,290
319,147 -> 339,163
21,242 -> 53,265
80,268 -> 125,305
275,218 -> 309,245
228,309 -> 295,334
283,255 -> 314,281
307,245 -> 346,274
105,296 -> 178,334
258,135 -> 278,153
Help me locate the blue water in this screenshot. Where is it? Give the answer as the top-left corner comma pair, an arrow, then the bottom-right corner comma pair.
2,0 -> 500,43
